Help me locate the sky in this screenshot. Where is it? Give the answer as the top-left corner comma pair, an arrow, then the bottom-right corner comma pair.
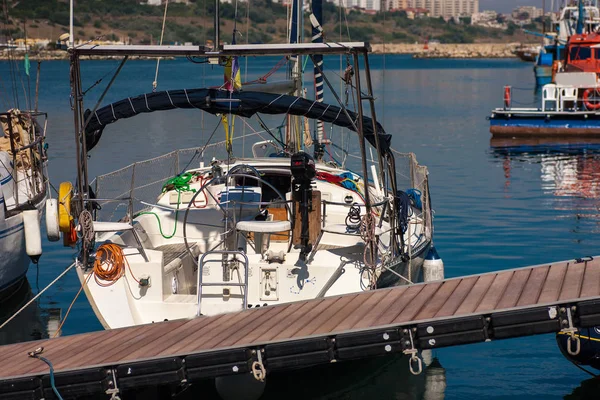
480,0 -> 544,14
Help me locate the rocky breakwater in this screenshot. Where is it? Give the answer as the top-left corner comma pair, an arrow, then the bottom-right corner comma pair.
371,43 -> 524,59
0,50 -> 67,60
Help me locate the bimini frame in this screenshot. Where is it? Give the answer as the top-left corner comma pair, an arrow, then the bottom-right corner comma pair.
67,42 -> 400,265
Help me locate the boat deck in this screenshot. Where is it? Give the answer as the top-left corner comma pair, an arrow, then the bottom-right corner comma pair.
2,256 -> 600,398
490,108 -> 600,136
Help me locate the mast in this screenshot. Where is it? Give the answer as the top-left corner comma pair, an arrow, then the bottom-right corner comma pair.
214,0 -> 220,50
69,0 -> 74,47
543,0 -> 546,41
311,0 -> 325,161
287,0 -> 303,152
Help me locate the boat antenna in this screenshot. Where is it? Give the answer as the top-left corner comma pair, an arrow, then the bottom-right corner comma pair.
576,0 -> 584,34
310,0 -> 325,161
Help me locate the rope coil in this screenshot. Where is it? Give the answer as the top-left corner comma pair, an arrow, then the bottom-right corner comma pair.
79,210 -> 94,249
345,203 -> 361,231
360,213 -> 378,285
93,243 -> 140,287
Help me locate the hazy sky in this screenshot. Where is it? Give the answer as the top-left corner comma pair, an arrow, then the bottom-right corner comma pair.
480,0 -> 544,14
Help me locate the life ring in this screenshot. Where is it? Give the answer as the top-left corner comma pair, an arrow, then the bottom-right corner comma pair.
503,86 -> 511,109
58,181 -> 73,233
583,88 -> 600,110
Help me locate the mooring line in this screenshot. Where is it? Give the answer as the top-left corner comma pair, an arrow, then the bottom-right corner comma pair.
0,262 -> 76,330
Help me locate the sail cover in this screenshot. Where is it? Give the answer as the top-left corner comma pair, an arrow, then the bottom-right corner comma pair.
83,88 -> 391,153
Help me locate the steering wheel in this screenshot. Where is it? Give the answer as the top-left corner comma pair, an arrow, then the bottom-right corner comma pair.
182,172 -> 292,259
226,164 -> 262,187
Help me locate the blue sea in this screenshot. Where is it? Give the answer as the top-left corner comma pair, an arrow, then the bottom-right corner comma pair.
2,55 -> 600,399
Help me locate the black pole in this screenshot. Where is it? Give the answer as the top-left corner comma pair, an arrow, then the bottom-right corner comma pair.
214,0 -> 220,50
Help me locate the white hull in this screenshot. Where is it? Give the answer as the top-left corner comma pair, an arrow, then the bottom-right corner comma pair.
0,197 -> 46,297
0,213 -> 27,295
78,156 -> 432,329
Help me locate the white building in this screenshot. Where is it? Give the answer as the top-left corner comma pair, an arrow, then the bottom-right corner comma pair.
512,6 -> 544,20
409,0 -> 478,17
472,10 -> 506,29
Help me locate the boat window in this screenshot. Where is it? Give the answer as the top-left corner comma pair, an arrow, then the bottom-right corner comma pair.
570,46 -> 592,61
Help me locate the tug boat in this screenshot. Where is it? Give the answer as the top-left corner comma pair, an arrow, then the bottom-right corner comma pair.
490,31 -> 600,137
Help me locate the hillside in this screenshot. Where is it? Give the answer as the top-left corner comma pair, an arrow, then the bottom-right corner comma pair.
2,0 -> 543,46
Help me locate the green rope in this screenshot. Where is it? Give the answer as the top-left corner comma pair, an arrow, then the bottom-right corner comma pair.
162,172 -> 197,193
139,173 -> 197,239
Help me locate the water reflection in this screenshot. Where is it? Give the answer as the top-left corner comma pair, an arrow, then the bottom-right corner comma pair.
0,278 -> 62,345
175,354 -> 446,400
564,377 -> 600,400
491,137 -> 600,199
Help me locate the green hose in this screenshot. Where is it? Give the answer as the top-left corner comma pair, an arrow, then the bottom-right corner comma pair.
139,173 -> 197,239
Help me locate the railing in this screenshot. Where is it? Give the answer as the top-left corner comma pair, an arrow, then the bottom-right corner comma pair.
94,143 -> 230,223
94,143 -> 433,250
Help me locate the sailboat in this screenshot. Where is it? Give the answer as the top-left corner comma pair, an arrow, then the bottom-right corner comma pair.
490,5 -> 600,137
0,40 -> 50,299
60,0 -> 436,329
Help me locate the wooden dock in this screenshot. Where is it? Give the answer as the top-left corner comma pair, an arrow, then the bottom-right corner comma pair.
2,256 -> 600,399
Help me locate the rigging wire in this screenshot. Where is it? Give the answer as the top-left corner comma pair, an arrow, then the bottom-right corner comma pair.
255,114 -> 287,149
381,1 -> 386,125
82,62 -> 122,96
178,118 -> 222,175
153,0 -> 170,91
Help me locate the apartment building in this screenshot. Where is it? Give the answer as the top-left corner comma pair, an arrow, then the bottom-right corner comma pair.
388,0 -> 408,9
394,0 -> 477,17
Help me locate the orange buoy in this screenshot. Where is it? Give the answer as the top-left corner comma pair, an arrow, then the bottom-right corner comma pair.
551,60 -> 560,82
503,86 -> 511,109
63,219 -> 78,248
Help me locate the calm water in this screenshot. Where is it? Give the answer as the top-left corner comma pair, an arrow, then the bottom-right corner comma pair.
2,55 -> 600,399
